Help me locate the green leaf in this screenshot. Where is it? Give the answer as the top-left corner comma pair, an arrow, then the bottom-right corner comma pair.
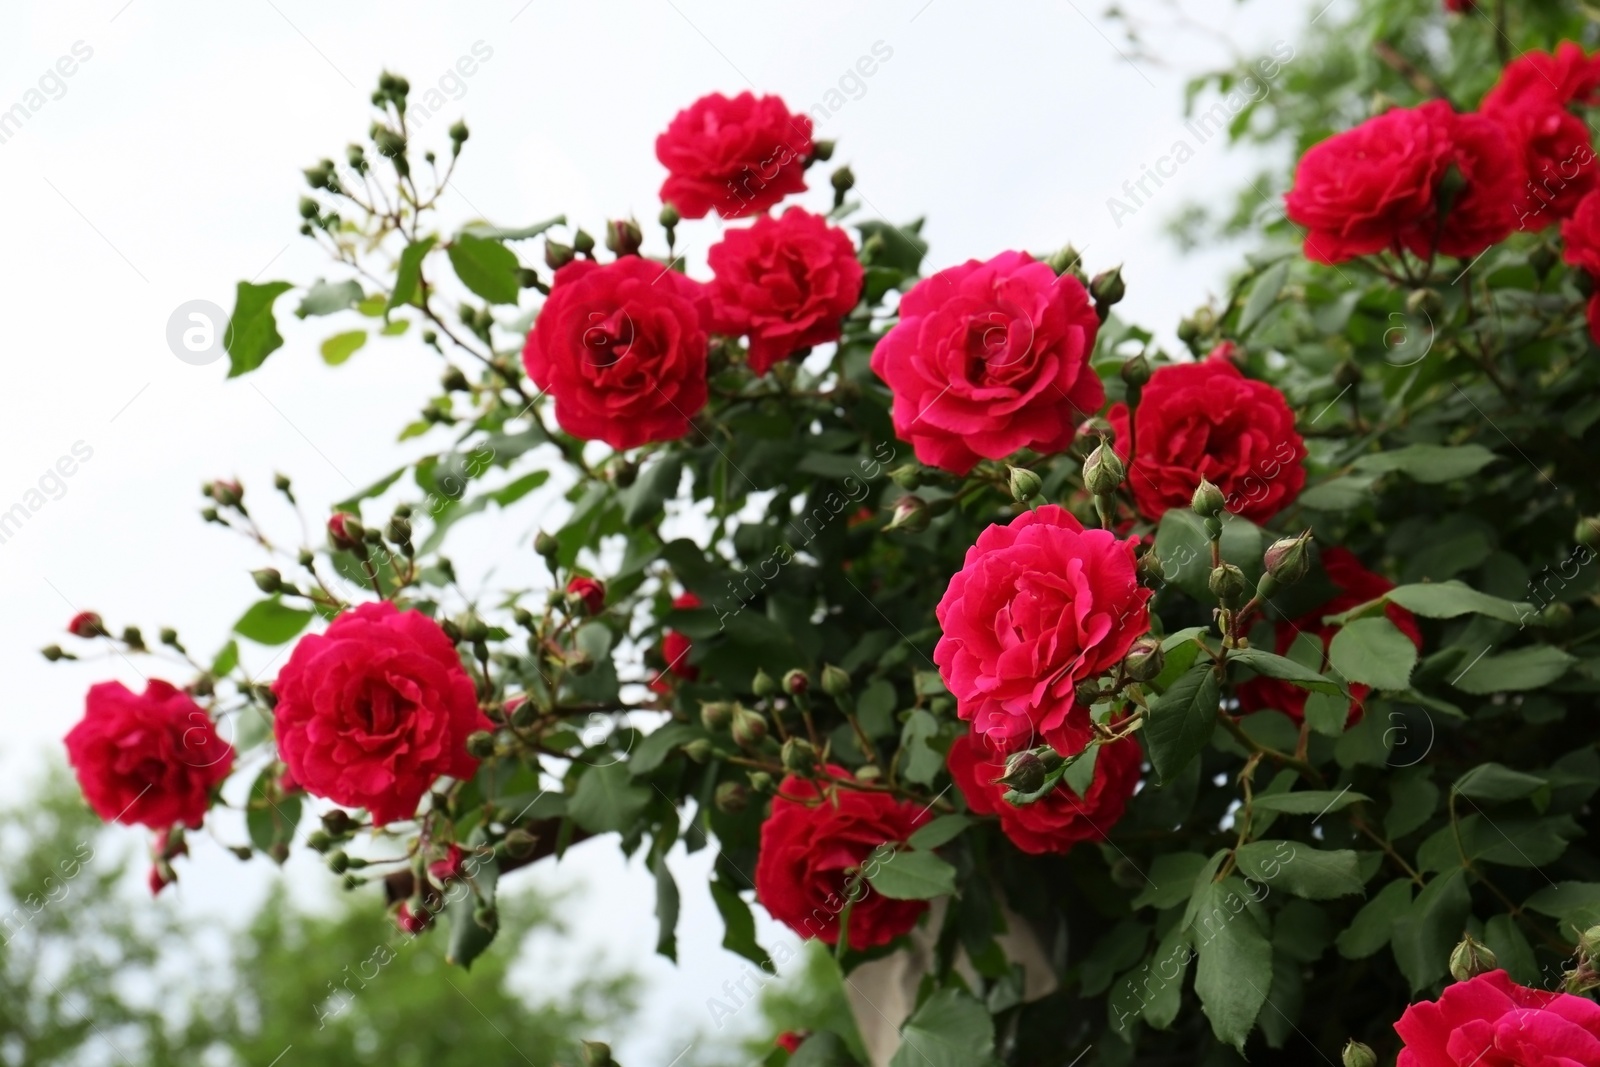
487,470 -> 551,506
1238,258 -> 1289,335
1142,921 -> 1191,1029
1189,878 -> 1273,1051
888,987 -> 994,1067
459,215 -> 565,241
224,280 -> 294,377
210,639 -> 239,677
1450,645 -> 1576,694
1132,852 -> 1210,911
865,848 -> 957,900
1455,763 -> 1546,803
380,318 -> 410,336
245,765 -> 301,862
622,454 -> 684,526
1391,869 -> 1471,992
1328,580 -> 1532,626
651,848 -> 679,961
320,329 -> 367,365
791,1031 -> 863,1067
1328,617 -> 1416,691
1353,444 -> 1498,484
1235,842 -> 1364,899
708,878 -> 767,967
1484,913 -> 1539,984
388,235 -> 438,311
233,597 -> 315,646
908,815 -> 972,851
1336,878 -> 1412,959
335,466 -> 407,512
1303,690 -> 1353,736
899,710 -> 944,786
1296,474 -> 1378,511
567,762 -> 651,834
857,218 -> 928,277
295,277 -> 364,318
1229,649 -> 1344,695
628,723 -> 704,777
1142,664 -> 1219,783
1250,790 -> 1370,815
445,847 -> 499,968
448,232 -> 523,304
1385,771 -> 1439,839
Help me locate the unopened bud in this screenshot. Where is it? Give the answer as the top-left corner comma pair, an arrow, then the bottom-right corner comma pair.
321,809 -> 354,835
811,139 -> 836,162
889,464 -> 922,490
1263,531 -> 1314,586
1209,563 -> 1249,606
1074,679 -> 1103,706
780,737 -> 820,775
830,165 -> 855,195
252,568 -> 283,594
752,669 -> 778,698
782,669 -> 810,695
1089,265 -> 1126,308
730,704 -> 768,748
210,479 -> 244,508
1119,354 -> 1151,391
714,781 -> 749,813
1047,244 -> 1086,279
658,202 -> 680,229
327,513 -> 364,551
466,730 -> 496,760
820,663 -> 851,699
605,218 -> 643,257
572,229 -> 596,256
1406,287 -> 1444,318
503,828 -> 538,859
886,495 -> 930,533
748,770 -> 775,793
682,738 -> 714,763
1449,933 -> 1497,982
1342,1040 -> 1377,1067
997,750 -> 1047,794
534,530 -> 560,557
1123,635 -> 1164,682
700,700 -> 735,731
1008,466 -> 1042,503
41,644 -> 67,662
1191,478 -> 1225,518
1082,443 -> 1124,497
1575,516 -> 1600,548
67,612 -> 104,639
581,1041 -> 616,1067
121,626 -> 146,651
545,239 -> 575,270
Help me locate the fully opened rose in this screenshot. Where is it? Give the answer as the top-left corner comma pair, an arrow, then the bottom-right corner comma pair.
1394,969 -> 1600,1066
655,91 -> 813,220
870,250 -> 1104,475
1108,351 -> 1306,526
272,601 -> 491,826
66,680 -> 234,829
934,504 -> 1151,755
754,768 -> 930,949
522,256 -> 713,450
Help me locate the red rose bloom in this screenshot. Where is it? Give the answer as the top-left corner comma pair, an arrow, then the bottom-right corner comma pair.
708,208 -> 864,375
934,505 -> 1152,755
1284,101 -> 1520,263
755,769 -> 930,949
1237,547 -> 1423,725
65,680 -> 234,830
870,251 -> 1104,474
1394,969 -> 1600,1067
651,592 -> 702,693
948,732 -> 1141,854
655,91 -> 812,220
1561,190 -> 1600,344
1482,83 -> 1597,231
1483,42 -> 1600,113
1107,353 -> 1306,526
522,257 -> 713,450
272,601 -> 491,827
566,576 -> 606,615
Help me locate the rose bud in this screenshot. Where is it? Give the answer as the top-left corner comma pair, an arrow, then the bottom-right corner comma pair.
565,576 -> 606,615
729,704 -> 768,748
534,530 -> 560,557
1449,933 -> 1497,982
682,738 -> 714,763
1209,563 -> 1250,606
751,668 -> 778,698
210,479 -> 244,508
1122,635 -> 1165,682
885,494 -> 930,533
1575,516 -> 1600,549
714,781 -> 749,813
427,843 -> 466,884
658,202 -> 681,229
782,669 -> 810,695
605,217 -> 643,257
466,730 -> 497,760
1082,443 -> 1125,497
1341,1040 -> 1377,1067
395,902 -> 431,935
148,862 -> 174,896
571,228 -> 596,255
1074,678 -> 1104,706
581,1041 -> 616,1067
1089,264 -> 1126,308
1120,352 -> 1152,389
780,737 -> 820,775
1008,466 -> 1043,503
820,664 -> 851,699
747,770 -> 775,793
67,612 -> 104,639
1191,477 -> 1226,518
700,700 -> 735,732
544,238 -> 575,270
252,568 -> 283,594
1264,531 -> 1314,586
995,750 -> 1047,795
326,512 -> 364,551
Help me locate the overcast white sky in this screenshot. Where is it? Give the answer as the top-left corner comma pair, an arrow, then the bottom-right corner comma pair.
0,1 -> 1314,1061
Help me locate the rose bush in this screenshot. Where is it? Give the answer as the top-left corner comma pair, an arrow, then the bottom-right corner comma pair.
47,4 -> 1600,1065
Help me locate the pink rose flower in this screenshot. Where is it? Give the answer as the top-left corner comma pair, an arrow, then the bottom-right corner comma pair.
1395,969 -> 1600,1066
